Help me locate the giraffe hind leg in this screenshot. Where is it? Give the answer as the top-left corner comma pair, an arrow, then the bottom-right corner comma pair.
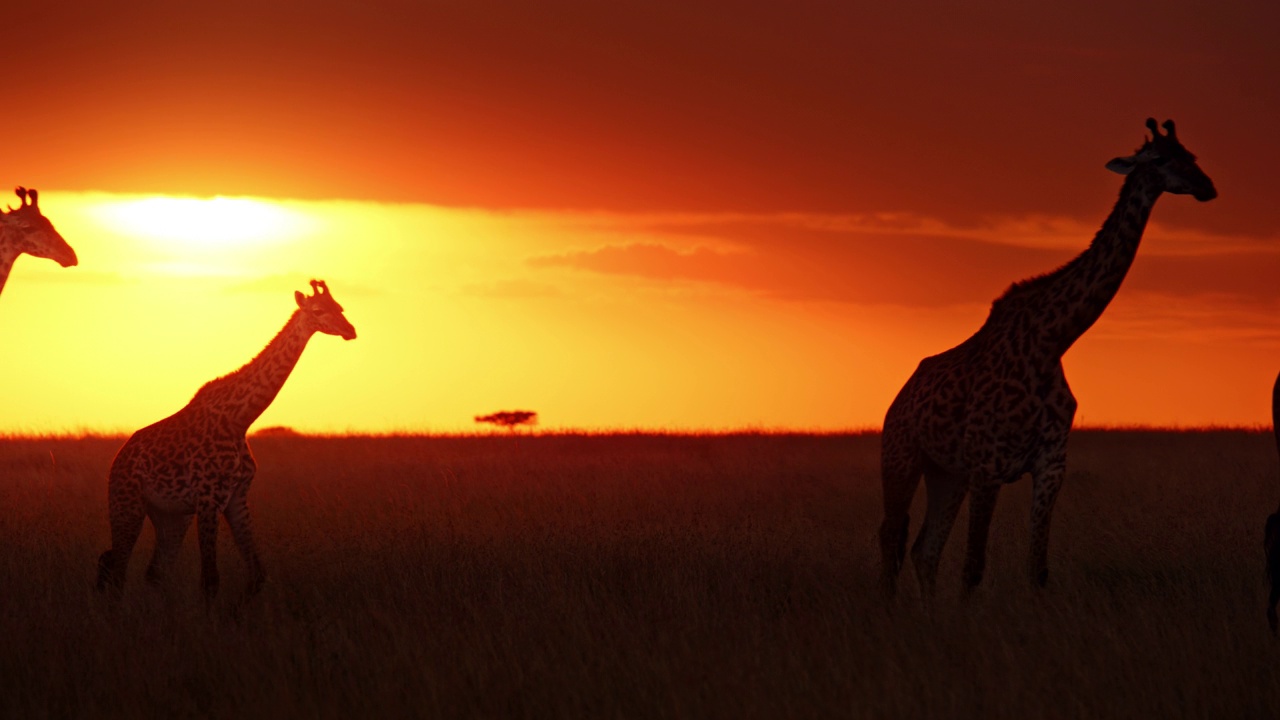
879,439 -> 921,600
96,476 -> 146,595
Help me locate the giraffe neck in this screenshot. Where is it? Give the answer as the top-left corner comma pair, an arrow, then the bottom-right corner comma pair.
191,310 -> 315,432
988,168 -> 1164,358
0,238 -> 22,298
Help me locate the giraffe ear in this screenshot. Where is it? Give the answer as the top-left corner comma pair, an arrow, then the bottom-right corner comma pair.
295,291 -> 306,307
1105,155 -> 1136,175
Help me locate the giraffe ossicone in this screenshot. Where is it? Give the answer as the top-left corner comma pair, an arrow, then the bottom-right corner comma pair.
96,280 -> 356,601
878,118 -> 1217,601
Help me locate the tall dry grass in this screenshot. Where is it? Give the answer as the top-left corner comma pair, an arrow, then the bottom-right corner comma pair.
0,431 -> 1277,718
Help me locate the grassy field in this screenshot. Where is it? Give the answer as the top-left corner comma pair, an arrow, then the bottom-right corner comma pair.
1,430 -> 1277,718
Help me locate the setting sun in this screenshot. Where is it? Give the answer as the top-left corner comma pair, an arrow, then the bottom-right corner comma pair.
89,196 -> 315,249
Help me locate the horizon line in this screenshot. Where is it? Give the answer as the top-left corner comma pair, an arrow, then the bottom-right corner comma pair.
0,423 -> 1271,442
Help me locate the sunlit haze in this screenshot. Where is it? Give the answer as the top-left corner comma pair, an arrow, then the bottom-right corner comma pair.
0,190 -> 1275,434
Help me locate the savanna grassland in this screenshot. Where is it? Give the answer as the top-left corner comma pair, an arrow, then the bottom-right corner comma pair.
1,431 -> 1278,719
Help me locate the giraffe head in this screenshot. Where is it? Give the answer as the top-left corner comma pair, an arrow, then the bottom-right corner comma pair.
294,279 -> 356,340
2,187 -> 78,267
1104,119 -> 1217,202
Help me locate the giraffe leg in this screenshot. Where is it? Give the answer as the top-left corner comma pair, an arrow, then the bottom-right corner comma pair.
224,491 -> 265,597
1264,511 -> 1280,633
879,431 -> 921,600
910,469 -> 967,600
1269,580 -> 1279,635
97,475 -> 146,594
196,505 -> 221,603
145,511 -> 192,587
962,484 -> 1001,593
1030,372 -> 1075,589
1028,459 -> 1066,587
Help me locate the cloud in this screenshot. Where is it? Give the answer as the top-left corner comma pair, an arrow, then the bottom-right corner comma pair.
525,211 -> 1280,312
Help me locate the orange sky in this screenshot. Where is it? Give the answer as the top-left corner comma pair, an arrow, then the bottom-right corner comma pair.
2,3 -> 1279,433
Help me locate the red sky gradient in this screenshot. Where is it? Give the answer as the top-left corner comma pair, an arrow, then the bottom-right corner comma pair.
3,2 -> 1280,431
13,3 -> 1276,224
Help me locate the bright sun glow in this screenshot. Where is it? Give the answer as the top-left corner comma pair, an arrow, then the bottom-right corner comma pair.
92,196 -> 313,248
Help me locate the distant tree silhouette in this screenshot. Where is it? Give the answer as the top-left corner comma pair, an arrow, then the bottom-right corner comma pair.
475,410 -> 538,432
252,425 -> 302,438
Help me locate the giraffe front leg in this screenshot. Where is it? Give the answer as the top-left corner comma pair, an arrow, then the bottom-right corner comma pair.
97,475 -> 146,595
1028,459 -> 1067,588
224,490 -> 265,598
196,505 -> 221,602
962,484 -> 1001,593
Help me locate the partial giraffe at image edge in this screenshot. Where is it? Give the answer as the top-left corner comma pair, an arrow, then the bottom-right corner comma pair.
0,186 -> 77,298
1265,370 -> 1280,633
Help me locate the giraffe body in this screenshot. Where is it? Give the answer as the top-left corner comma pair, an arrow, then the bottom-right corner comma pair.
96,281 -> 355,600
880,119 -> 1217,599
0,187 -> 77,295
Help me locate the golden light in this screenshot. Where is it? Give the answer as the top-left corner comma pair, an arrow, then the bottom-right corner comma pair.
90,195 -> 315,249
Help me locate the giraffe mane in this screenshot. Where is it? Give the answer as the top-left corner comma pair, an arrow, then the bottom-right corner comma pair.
981,247 -> 1095,331
983,271 -> 1056,325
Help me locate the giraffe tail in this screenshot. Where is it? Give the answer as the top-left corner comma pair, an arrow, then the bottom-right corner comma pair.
95,550 -> 116,593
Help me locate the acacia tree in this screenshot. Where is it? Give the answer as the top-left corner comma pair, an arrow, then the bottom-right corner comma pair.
474,410 -> 538,432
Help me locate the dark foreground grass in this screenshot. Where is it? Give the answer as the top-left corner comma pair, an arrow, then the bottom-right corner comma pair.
1,431 -> 1277,718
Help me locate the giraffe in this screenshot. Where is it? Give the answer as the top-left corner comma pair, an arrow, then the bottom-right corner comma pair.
1265,370 -> 1280,633
96,280 -> 356,601
879,118 -> 1217,600
0,187 -> 77,295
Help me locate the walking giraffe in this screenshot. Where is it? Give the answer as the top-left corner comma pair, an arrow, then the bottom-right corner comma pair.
96,280 -> 356,600
0,187 -> 77,293
879,118 -> 1217,599
1265,371 -> 1280,632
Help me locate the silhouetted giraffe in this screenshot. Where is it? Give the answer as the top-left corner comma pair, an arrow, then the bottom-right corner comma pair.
1265,371 -> 1280,633
0,187 -> 77,294
880,119 -> 1217,599
96,280 -> 356,600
